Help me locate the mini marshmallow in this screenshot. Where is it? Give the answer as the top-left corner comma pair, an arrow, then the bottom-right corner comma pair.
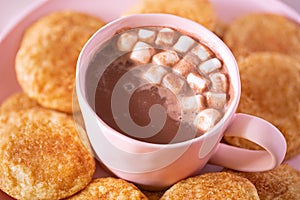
198,58 -> 222,74
143,65 -> 168,84
162,73 -> 185,95
205,92 -> 227,109
180,94 -> 206,112
183,53 -> 201,66
152,51 -> 180,67
194,108 -> 222,132
173,35 -> 195,53
191,44 -> 212,61
173,58 -> 196,77
155,28 -> 175,46
186,73 -> 208,94
130,42 -> 155,64
138,29 -> 156,43
209,72 -> 229,93
117,31 -> 138,51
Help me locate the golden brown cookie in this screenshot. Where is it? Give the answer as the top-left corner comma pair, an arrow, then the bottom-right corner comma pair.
160,172 -> 259,199
0,92 -> 40,114
213,19 -> 228,39
123,0 -> 216,31
67,177 -> 148,200
224,164 -> 300,200
15,11 -> 105,113
0,108 -> 95,200
224,52 -> 300,160
223,13 -> 300,60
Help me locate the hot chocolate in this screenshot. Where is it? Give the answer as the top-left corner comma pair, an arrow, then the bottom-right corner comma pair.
89,27 -> 230,144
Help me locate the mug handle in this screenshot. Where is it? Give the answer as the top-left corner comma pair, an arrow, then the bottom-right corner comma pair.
209,113 -> 287,171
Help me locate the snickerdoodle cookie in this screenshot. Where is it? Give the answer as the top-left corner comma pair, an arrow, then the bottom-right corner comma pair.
0,92 -> 40,114
123,0 -> 216,31
224,164 -> 300,200
223,13 -> 300,60
67,177 -> 148,200
160,172 -> 259,199
0,108 -> 95,200
224,52 -> 300,160
15,11 -> 105,113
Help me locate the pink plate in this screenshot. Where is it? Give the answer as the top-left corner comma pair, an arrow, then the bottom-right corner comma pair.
0,0 -> 299,199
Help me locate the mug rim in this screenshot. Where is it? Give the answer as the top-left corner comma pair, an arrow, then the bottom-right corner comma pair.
75,13 -> 241,148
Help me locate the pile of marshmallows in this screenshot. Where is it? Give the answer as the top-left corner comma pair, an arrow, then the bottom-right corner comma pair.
116,27 -> 229,133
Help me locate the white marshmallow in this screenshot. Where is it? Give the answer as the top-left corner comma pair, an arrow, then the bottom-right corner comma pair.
198,58 -> 222,74
130,42 -> 155,64
209,72 -> 229,93
143,65 -> 168,84
183,53 -> 200,66
162,73 -> 185,95
117,32 -> 138,52
194,108 -> 222,132
191,44 -> 212,61
173,58 -> 196,77
138,29 -> 156,43
155,28 -> 175,46
186,73 -> 208,94
173,35 -> 195,53
152,51 -> 180,67
180,95 -> 205,112
205,92 -> 227,109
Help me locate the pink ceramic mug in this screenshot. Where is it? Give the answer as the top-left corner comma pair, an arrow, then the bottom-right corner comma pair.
75,14 -> 286,189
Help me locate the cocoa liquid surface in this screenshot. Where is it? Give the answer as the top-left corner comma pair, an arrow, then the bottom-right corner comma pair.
89,26 -> 230,144
94,53 -> 198,144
